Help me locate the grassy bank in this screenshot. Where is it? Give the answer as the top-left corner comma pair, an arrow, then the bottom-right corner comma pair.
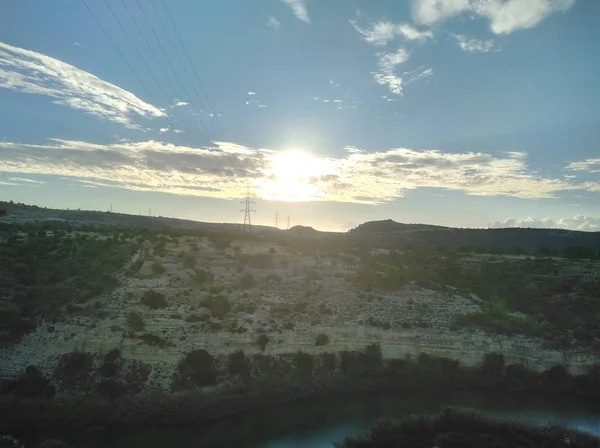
335,407 -> 600,447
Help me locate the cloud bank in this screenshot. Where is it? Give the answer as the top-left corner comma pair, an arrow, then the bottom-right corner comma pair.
2,138 -> 598,204
0,41 -> 164,128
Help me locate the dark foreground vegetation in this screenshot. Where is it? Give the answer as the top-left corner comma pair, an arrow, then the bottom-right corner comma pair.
335,407 -> 600,448
3,345 -> 600,434
0,222 -> 135,344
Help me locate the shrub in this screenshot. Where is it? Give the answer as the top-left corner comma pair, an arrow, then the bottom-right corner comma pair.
238,272 -> 255,289
141,290 -> 168,309
151,260 -> 165,276
257,333 -> 270,352
96,379 -> 122,400
315,333 -> 330,346
172,349 -> 218,391
199,294 -> 231,318
243,253 -> 273,269
227,350 -> 250,378
4,365 -> 55,398
126,311 -> 145,331
194,268 -> 213,285
104,348 -> 121,363
55,351 -> 93,386
185,314 -> 205,322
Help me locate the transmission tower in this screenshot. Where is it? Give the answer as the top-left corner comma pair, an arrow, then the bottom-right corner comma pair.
274,211 -> 280,229
240,190 -> 255,231
286,215 -> 290,230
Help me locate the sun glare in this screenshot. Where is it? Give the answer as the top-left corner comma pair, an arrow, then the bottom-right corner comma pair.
256,150 -> 336,202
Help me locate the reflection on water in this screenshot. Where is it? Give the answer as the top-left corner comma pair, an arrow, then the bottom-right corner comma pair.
80,390 -> 600,448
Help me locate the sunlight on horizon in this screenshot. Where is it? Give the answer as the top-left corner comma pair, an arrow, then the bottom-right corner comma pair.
255,150 -> 338,202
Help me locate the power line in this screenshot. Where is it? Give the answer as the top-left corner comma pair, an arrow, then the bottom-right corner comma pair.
107,0 -> 203,146
80,0 -> 181,143
132,0 -> 213,141
161,0 -> 224,136
149,0 -> 218,136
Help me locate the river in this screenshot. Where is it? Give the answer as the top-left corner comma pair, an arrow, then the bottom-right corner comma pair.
78,390 -> 600,447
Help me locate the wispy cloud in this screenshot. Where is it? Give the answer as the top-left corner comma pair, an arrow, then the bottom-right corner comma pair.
405,67 -> 434,84
267,17 -> 281,30
411,0 -> 575,34
0,41 -> 164,128
2,138 -> 593,204
8,177 -> 45,184
453,34 -> 496,52
373,49 -> 409,95
351,20 -> 434,46
490,215 -> 600,232
248,92 -> 257,95
281,0 -> 311,23
174,101 -> 188,107
72,42 -> 82,47
567,158 -> 600,173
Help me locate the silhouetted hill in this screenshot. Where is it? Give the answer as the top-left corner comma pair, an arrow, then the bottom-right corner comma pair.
349,219 -> 600,250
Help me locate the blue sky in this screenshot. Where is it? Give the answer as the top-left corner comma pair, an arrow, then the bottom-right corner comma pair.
1,0 -> 599,231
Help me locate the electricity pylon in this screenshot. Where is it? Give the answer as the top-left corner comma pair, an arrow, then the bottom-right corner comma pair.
240,190 -> 255,231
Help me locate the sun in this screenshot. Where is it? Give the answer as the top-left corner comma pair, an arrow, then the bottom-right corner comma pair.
255,150 -> 336,202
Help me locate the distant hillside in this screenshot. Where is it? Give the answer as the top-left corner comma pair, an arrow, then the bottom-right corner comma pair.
2,202 -> 599,251
349,219 -> 600,250
350,219 -> 447,233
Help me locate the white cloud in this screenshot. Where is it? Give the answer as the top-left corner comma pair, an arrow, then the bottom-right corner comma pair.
0,41 -> 164,128
174,101 -> 188,107
159,127 -> 169,133
373,49 -> 409,95
453,34 -> 496,52
8,177 -> 45,184
72,42 -> 82,47
566,158 -> 600,173
248,92 -> 257,95
351,20 -> 434,46
0,181 -> 18,186
267,17 -> 281,30
411,0 -> 576,34
490,215 -> 600,232
281,0 -> 311,24
2,138 -> 594,204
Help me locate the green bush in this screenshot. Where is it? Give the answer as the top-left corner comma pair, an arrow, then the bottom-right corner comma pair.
151,260 -> 165,276
315,333 -> 330,346
172,349 -> 218,391
227,350 -> 250,378
126,311 -> 145,331
194,268 -> 213,285
141,290 -> 168,309
238,272 -> 255,289
243,253 -> 273,269
199,294 -> 231,318
257,333 -> 270,352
